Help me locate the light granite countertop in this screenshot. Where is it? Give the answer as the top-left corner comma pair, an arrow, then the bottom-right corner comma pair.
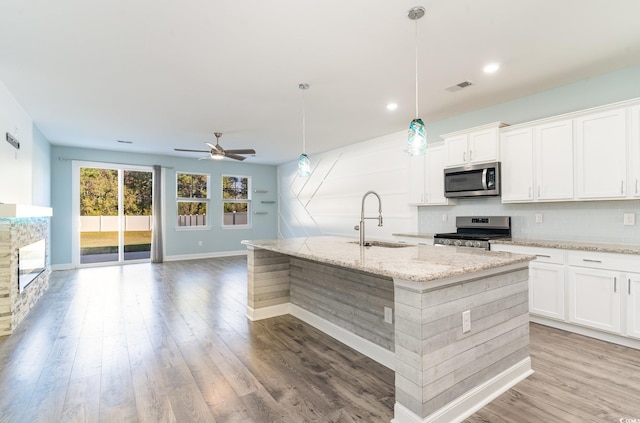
491,239 -> 640,255
242,236 -> 534,283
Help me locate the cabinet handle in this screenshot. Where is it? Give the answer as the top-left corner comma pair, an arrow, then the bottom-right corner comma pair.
614,277 -> 617,293
630,278 -> 632,295
582,258 -> 602,263
470,150 -> 473,161
621,180 -> 624,194
463,152 -> 466,162
636,178 -> 638,195
535,254 -> 551,258
529,186 -> 532,198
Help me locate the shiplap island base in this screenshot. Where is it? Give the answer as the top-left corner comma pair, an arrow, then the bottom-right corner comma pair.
242,237 -> 535,423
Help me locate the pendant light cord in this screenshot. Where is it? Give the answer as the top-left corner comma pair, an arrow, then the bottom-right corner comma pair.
302,89 -> 306,154
415,16 -> 419,119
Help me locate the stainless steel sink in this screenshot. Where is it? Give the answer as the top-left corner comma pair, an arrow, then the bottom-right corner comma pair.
349,240 -> 412,248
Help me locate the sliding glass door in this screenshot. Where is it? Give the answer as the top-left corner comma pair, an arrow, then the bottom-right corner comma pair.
75,162 -> 153,265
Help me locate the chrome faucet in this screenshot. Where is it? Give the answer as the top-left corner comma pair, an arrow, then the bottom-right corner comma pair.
354,191 -> 383,246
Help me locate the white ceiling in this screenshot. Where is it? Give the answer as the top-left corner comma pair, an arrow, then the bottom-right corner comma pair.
1,0 -> 640,165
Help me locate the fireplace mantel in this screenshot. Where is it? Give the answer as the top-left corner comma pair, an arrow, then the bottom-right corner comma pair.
0,204 -> 53,218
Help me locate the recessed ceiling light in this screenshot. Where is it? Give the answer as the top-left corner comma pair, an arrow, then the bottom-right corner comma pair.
386,103 -> 398,111
483,63 -> 500,74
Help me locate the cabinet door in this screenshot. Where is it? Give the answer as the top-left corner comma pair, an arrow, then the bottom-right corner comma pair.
627,273 -> 640,340
631,106 -> 640,198
408,155 -> 426,204
568,267 -> 621,334
445,135 -> 468,167
468,128 -> 499,164
500,128 -> 534,202
530,262 -> 565,320
425,145 -> 448,205
536,119 -> 574,201
575,109 -> 627,199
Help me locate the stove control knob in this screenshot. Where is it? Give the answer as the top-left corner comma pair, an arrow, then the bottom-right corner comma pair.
454,240 -> 462,246
443,239 -> 451,245
474,241 -> 483,248
465,241 -> 473,247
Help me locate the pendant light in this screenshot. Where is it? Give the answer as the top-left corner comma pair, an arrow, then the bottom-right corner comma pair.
297,83 -> 311,177
407,6 -> 427,156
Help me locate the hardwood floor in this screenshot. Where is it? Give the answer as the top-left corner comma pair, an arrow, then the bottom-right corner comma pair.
0,256 -> 638,422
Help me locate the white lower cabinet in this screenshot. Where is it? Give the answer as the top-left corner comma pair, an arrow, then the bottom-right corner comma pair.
627,273 -> 640,339
529,262 -> 565,320
567,267 -> 621,334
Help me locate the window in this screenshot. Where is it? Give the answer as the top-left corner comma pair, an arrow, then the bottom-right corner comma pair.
176,172 -> 210,228
222,175 -> 251,227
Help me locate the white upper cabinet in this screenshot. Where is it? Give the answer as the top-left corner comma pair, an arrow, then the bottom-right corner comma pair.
536,119 -> 574,201
444,122 -> 506,167
500,119 -> 573,203
575,108 -> 627,199
408,143 -> 452,206
425,144 -> 449,205
631,105 -> 640,198
500,127 -> 534,202
408,154 -> 426,205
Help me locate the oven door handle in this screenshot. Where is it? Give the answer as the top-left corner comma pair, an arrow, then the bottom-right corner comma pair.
482,168 -> 488,190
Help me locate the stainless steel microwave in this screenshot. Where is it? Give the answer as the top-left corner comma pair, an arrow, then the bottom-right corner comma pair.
444,162 -> 501,198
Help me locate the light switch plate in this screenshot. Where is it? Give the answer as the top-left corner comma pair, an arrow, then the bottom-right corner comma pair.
462,310 -> 471,333
384,307 -> 393,324
535,213 -> 543,223
623,213 -> 635,226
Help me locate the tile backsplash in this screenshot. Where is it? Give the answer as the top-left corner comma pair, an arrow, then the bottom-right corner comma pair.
418,198 -> 640,244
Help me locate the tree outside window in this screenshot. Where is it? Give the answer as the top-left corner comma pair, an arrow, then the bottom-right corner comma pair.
222,175 -> 251,227
177,172 -> 210,228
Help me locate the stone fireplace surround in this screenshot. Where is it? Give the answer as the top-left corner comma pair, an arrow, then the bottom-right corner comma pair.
0,210 -> 51,336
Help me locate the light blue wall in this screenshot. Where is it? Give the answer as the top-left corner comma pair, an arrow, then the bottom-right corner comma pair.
418,64 -> 640,243
424,64 -> 640,143
32,125 -> 51,206
50,145 -> 278,265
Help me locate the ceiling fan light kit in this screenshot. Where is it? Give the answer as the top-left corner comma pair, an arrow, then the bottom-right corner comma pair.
297,83 -> 311,178
174,132 -> 256,161
407,6 -> 427,157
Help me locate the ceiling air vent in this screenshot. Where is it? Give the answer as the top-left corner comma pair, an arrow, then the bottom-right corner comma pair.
445,80 -> 474,93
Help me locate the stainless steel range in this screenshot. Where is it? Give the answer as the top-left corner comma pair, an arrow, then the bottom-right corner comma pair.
434,216 -> 511,250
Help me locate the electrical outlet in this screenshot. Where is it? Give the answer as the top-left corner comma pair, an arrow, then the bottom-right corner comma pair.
462,310 -> 471,333
623,213 -> 636,226
535,213 -> 543,223
198,241 -> 203,246
384,307 -> 393,324
442,213 -> 448,222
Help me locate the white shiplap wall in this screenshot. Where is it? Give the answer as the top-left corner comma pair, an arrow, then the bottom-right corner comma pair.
278,131 -> 417,240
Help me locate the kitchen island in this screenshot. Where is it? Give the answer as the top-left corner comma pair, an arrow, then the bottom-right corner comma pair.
241,236 -> 535,423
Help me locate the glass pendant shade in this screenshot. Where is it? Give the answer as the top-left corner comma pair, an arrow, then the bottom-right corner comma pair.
297,153 -> 311,177
408,118 -> 427,156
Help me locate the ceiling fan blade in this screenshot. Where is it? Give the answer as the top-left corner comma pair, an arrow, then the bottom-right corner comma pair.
225,149 -> 256,155
205,142 -> 220,152
175,148 -> 209,153
224,153 -> 247,161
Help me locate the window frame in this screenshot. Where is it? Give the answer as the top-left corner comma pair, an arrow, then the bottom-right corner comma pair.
175,171 -> 211,231
221,174 -> 252,229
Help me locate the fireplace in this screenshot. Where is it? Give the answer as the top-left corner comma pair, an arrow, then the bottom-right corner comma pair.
18,239 -> 46,293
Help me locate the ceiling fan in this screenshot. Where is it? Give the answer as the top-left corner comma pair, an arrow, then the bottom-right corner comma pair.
174,132 -> 256,161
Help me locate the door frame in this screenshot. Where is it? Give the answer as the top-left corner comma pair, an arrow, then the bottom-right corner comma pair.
72,160 -> 154,267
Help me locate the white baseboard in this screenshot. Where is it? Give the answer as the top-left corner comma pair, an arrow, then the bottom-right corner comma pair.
531,316 -> 640,349
392,358 -> 533,423
163,249 -> 247,262
289,303 -> 395,370
246,304 -> 290,321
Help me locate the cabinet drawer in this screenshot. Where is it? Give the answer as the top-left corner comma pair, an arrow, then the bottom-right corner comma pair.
567,250 -> 640,272
491,244 -> 564,264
